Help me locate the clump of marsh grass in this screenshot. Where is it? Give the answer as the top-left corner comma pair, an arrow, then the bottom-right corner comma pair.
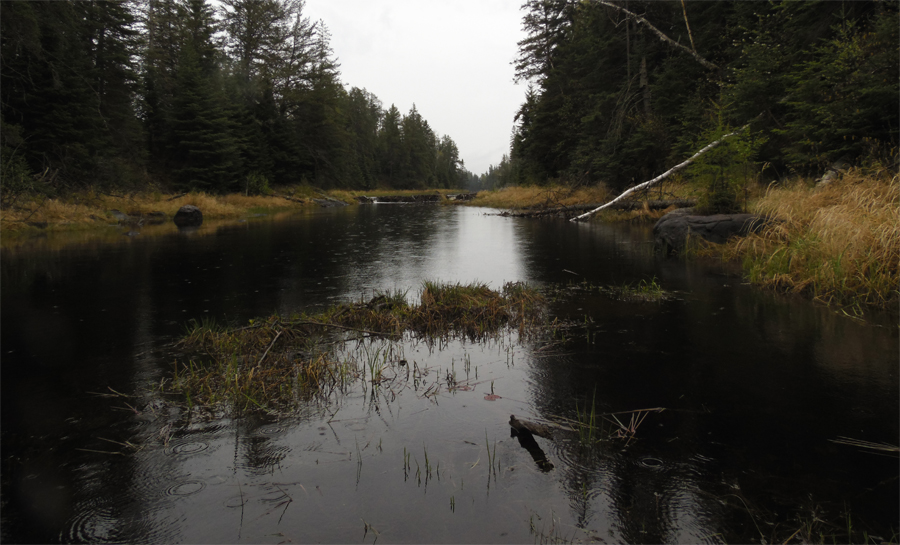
168,282 -> 546,414
415,281 -> 545,339
621,276 -> 667,302
706,170 -> 899,309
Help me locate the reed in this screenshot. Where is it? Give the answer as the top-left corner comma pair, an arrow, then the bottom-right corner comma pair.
701,169 -> 899,309
575,390 -> 599,447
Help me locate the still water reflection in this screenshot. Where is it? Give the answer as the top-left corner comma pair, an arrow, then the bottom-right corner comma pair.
2,205 -> 897,543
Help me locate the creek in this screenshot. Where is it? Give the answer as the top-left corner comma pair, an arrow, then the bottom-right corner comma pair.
2,204 -> 897,543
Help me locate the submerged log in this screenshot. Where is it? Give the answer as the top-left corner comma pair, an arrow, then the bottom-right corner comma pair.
509,415 -> 556,440
509,415 -> 554,472
358,194 -> 442,204
501,199 -> 697,219
446,192 -> 476,201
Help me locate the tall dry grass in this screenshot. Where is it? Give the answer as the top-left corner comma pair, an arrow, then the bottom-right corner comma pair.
0,190 -> 312,232
470,185 -> 610,209
720,170 -> 899,308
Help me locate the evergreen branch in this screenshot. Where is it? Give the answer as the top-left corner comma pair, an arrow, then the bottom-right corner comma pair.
591,0 -> 719,71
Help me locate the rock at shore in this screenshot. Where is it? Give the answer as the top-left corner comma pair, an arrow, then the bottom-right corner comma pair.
173,205 -> 203,227
653,209 -> 768,253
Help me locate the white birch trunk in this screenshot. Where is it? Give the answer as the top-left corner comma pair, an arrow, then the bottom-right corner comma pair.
570,128 -> 745,222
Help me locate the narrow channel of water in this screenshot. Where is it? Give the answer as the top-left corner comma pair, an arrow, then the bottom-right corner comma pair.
2,205 -> 897,543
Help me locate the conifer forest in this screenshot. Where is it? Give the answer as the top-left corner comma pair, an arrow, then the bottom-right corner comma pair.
1,1 -> 898,197
1,0 -> 468,196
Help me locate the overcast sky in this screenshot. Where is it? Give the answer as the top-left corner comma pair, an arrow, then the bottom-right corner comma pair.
303,0 -> 528,175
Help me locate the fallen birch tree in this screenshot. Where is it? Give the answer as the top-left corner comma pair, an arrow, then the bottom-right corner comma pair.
570,126 -> 748,222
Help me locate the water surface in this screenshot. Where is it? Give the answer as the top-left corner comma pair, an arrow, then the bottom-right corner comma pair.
2,205 -> 897,543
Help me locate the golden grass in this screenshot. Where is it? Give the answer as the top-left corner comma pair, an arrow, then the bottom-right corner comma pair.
469,185 -> 611,209
0,186 -> 472,236
330,188 -> 461,199
594,206 -> 675,224
702,170 -> 899,308
0,189 -> 313,232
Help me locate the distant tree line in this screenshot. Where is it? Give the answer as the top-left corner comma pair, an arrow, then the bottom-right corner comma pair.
1,0 -> 469,198
481,0 -> 898,191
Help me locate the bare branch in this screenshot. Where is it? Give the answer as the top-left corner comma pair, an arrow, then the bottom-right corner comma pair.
591,0 -> 718,71
680,0 -> 697,52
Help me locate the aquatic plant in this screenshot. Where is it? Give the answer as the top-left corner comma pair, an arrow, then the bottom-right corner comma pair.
628,276 -> 666,301
168,282 -> 547,414
574,390 -> 599,448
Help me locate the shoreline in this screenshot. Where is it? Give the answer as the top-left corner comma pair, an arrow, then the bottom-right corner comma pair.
0,188 -> 465,240
3,176 -> 896,312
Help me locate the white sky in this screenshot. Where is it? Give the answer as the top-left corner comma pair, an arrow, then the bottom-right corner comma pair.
303,0 -> 528,175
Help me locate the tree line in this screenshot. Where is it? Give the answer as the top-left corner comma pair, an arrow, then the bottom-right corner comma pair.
479,0 -> 898,192
1,0 -> 469,200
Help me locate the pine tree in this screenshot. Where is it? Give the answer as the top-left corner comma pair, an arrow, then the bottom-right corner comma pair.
379,104 -> 403,186
344,87 -> 383,190
168,0 -> 239,191
1,1 -> 142,187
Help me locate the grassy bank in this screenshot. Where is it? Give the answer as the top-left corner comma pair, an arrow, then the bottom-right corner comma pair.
0,189 -> 313,233
695,170 -> 899,310
468,185 -> 611,210
468,183 -> 704,223
0,186 -> 466,235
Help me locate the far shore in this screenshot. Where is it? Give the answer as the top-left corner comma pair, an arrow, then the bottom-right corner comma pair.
2,175 -> 895,312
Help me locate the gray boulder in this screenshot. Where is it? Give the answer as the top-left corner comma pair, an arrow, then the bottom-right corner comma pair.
173,205 -> 203,227
653,209 -> 768,253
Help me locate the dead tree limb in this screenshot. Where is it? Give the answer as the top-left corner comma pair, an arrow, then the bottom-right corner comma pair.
571,126 -> 747,222
592,0 -> 718,71
680,0 -> 697,52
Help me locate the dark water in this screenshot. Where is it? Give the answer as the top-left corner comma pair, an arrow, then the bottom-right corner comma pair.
2,205 -> 897,543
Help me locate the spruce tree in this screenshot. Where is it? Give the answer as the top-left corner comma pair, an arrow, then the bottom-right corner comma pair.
168,0 -> 239,191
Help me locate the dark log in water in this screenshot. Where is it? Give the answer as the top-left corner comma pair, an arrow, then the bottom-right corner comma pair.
356,194 -> 443,204
509,415 -> 555,439
509,415 -> 554,471
446,193 -> 476,201
500,199 -> 697,218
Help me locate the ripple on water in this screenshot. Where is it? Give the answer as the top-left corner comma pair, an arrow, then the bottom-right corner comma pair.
61,498 -> 117,543
164,439 -> 210,456
236,444 -> 290,474
639,456 -> 664,470
256,424 -> 286,436
165,480 -> 206,497
224,495 -> 248,509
